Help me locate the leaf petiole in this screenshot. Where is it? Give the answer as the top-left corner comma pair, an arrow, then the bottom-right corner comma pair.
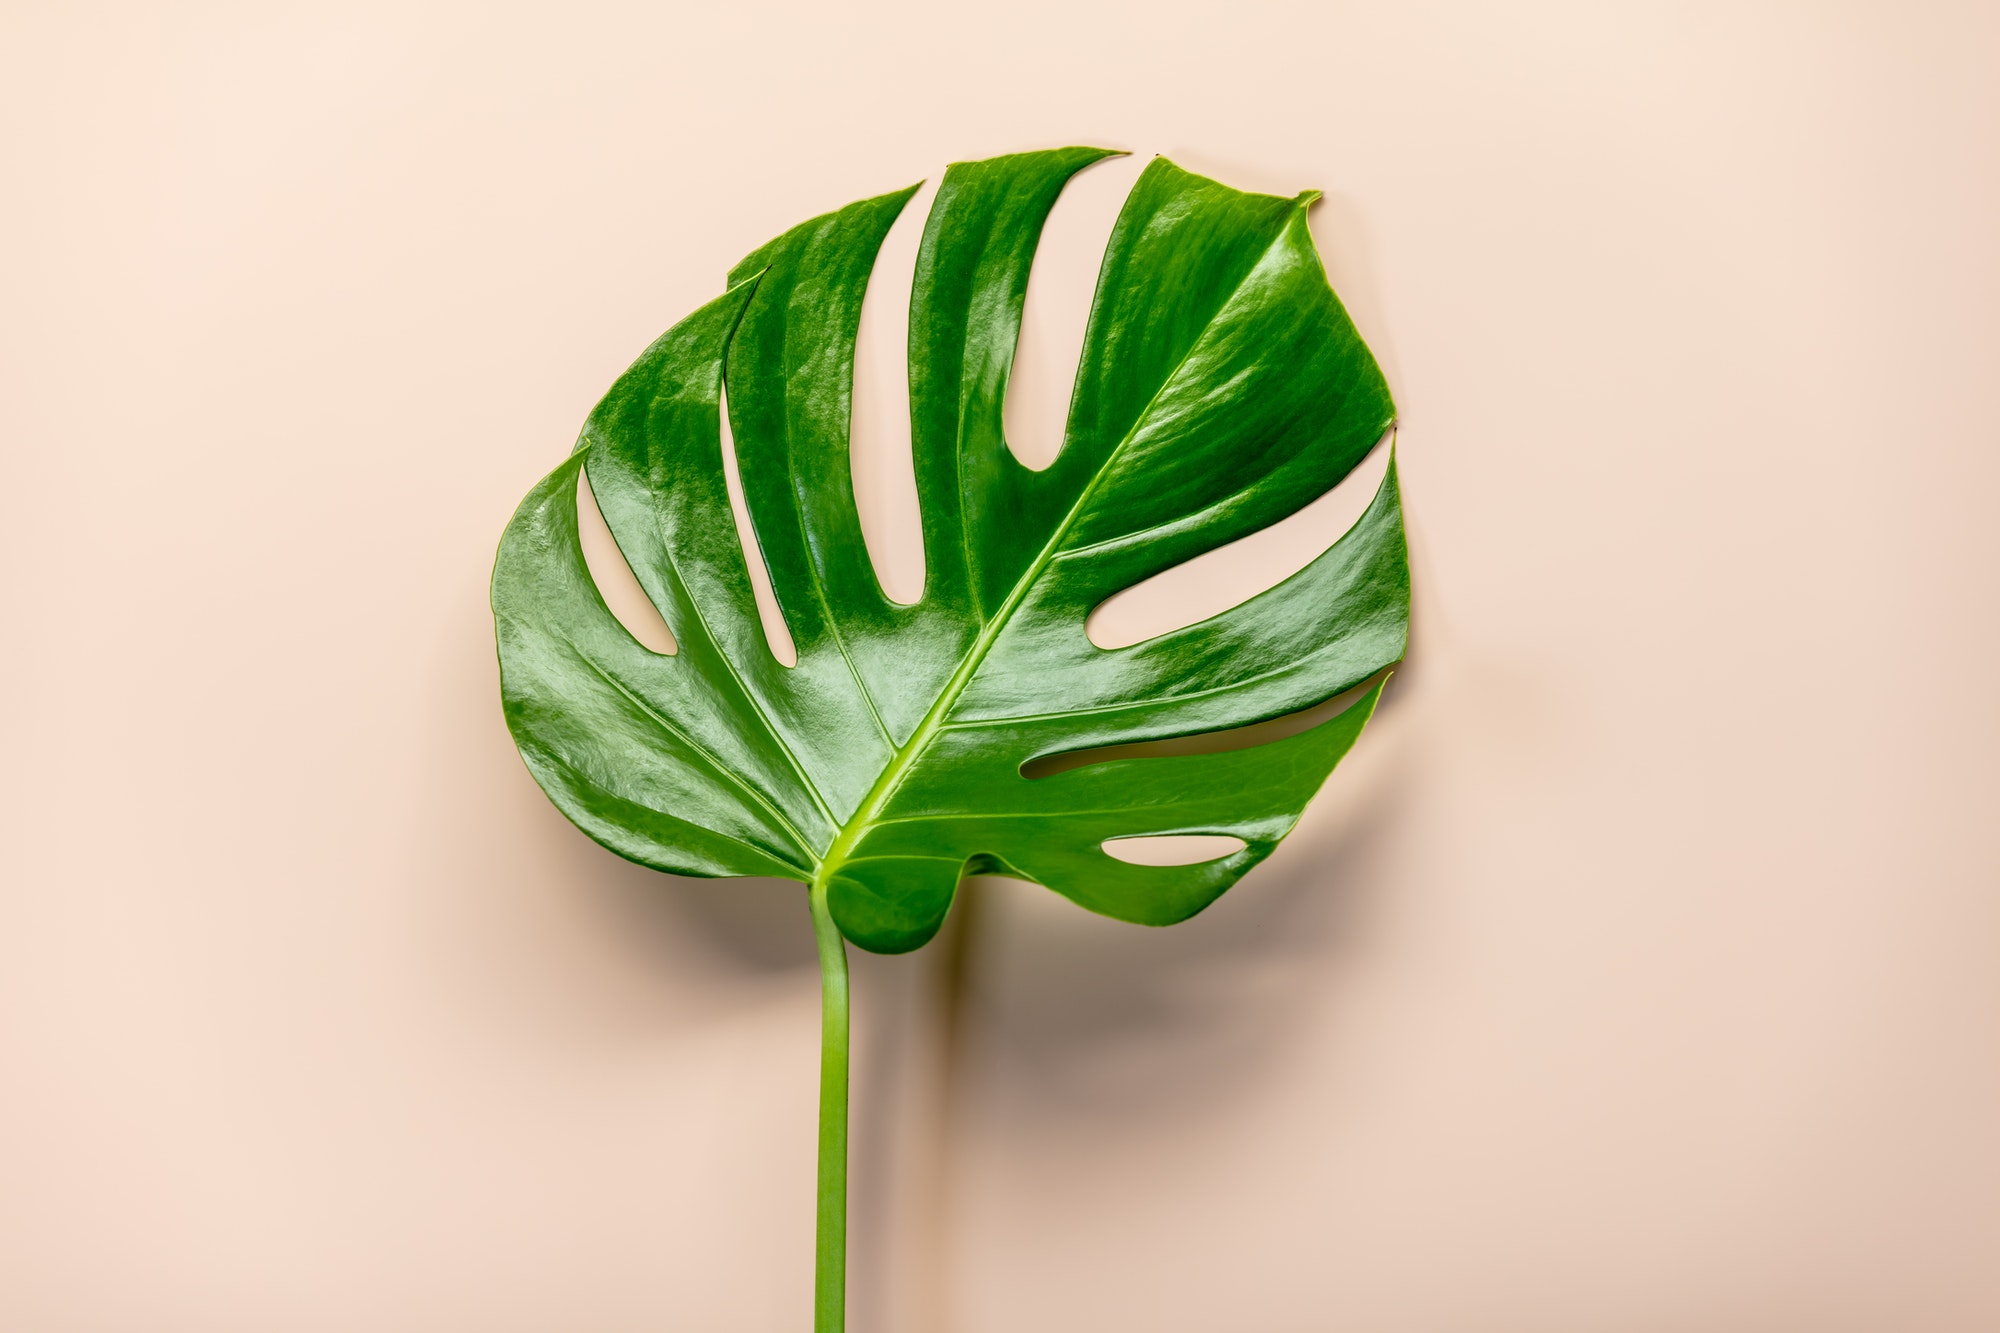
808,875 -> 849,1333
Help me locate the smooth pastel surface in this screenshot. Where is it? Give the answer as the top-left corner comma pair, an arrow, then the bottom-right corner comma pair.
6,5 -> 1999,1331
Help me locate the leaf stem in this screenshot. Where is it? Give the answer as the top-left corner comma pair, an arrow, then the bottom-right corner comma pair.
808,876 -> 850,1333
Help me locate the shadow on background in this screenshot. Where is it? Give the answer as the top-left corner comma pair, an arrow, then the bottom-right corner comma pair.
959,699 -> 1417,1130
415,595 -> 822,1045
580,857 -> 818,976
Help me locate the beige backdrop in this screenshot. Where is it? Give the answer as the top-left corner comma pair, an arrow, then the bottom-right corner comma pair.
4,3 -> 1997,1330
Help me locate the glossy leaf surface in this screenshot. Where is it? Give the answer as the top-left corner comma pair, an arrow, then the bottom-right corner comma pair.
492,149 -> 1407,954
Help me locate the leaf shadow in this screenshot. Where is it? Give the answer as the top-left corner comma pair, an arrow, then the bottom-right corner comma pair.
581,858 -> 818,977
960,714 -> 1416,1130
413,590 -> 823,1042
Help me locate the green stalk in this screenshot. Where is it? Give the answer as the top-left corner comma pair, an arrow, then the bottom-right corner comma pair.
807,876 -> 849,1333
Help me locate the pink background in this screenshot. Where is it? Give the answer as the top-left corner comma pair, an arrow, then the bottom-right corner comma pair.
4,3 -> 1997,1329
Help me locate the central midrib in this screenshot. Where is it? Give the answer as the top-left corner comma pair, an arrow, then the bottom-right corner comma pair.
811,198 -> 1308,891
811,477 -> 1092,888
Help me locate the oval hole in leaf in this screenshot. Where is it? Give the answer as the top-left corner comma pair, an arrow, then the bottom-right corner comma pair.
1086,433 -> 1394,650
576,467 -> 677,655
1102,834 -> 1246,866
849,177 -> 935,605
1002,152 -> 1147,472
718,381 -> 798,666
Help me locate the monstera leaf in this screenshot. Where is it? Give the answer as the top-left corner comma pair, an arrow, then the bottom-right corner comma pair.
493,146 -> 1406,1327
492,147 -> 1406,954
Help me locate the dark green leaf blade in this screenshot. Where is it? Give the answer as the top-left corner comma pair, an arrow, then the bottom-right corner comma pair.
906,146 -> 1126,620
830,679 -> 1387,950
493,451 -> 819,879
492,148 -> 1409,954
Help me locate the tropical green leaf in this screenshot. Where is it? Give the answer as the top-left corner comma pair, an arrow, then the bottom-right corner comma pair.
491,147 -> 1407,956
